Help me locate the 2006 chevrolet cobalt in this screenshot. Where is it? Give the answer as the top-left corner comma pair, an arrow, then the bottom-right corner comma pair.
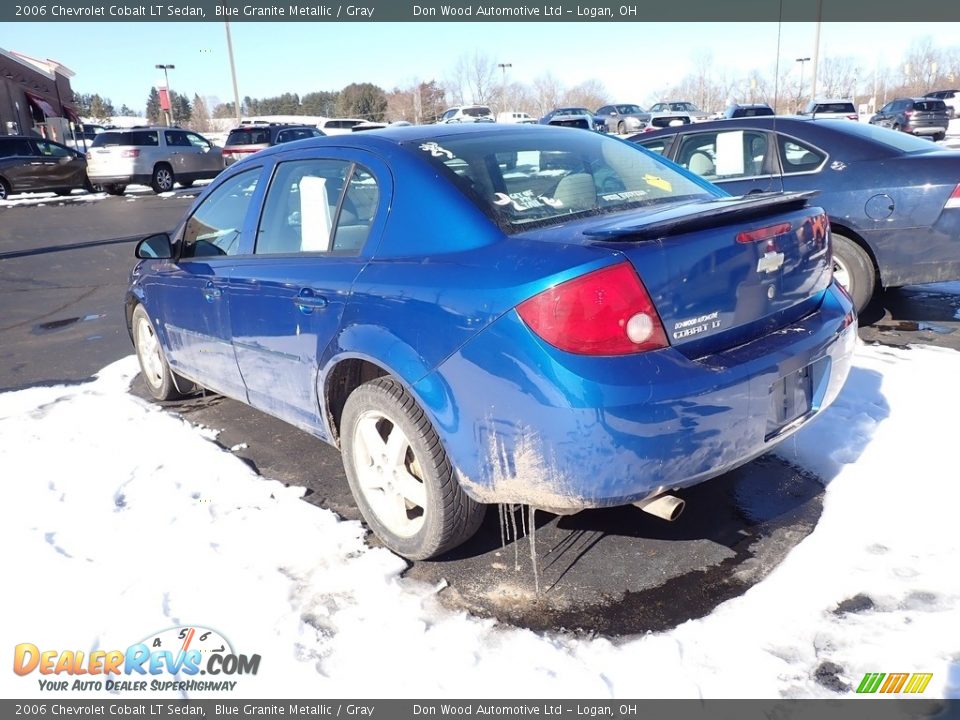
126,124 -> 856,559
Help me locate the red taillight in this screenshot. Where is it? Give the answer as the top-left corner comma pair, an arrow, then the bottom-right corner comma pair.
736,222 -> 792,244
904,110 -> 914,117
516,262 -> 669,355
847,114 -> 859,120
945,183 -> 960,210
120,149 -> 140,158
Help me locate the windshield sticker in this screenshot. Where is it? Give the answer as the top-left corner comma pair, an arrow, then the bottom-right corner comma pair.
493,190 -> 563,212
643,174 -> 672,192
419,142 -> 454,159
600,189 -> 649,202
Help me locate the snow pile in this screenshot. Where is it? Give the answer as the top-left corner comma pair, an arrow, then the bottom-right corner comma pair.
1,345 -> 959,699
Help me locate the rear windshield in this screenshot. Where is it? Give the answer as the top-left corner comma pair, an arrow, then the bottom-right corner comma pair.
462,107 -> 492,117
405,130 -> 717,232
814,102 -> 856,113
830,122 -> 941,154
226,129 -> 271,145
731,106 -> 774,117
90,131 -> 159,147
913,100 -> 947,112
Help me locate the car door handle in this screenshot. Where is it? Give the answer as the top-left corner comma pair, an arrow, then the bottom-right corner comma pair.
202,282 -> 222,302
294,288 -> 328,314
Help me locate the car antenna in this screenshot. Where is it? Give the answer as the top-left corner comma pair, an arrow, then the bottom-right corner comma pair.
773,0 -> 785,193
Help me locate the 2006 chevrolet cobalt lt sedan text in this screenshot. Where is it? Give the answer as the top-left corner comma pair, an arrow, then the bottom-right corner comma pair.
126,124 -> 856,559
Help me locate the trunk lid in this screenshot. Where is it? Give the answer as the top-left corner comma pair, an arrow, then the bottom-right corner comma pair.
542,193 -> 833,357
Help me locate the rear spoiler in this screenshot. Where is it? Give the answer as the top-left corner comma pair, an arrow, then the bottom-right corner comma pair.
583,191 -> 820,241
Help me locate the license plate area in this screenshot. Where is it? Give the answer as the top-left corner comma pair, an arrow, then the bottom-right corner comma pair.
766,363 -> 815,439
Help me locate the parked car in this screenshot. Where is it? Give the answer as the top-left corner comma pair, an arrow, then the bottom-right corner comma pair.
436,105 -> 495,124
126,124 -> 855,560
539,107 -> 604,131
594,104 -> 646,134
797,99 -> 859,121
647,101 -> 712,123
317,118 -> 368,135
86,127 -> 224,194
222,123 -> 324,165
0,135 -> 91,200
925,90 -> 959,119
869,97 -> 950,141
722,103 -> 774,119
630,117 -> 960,310
497,111 -> 536,124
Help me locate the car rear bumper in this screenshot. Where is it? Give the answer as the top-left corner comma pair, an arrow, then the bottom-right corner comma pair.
87,174 -> 152,186
416,282 -> 856,510
906,123 -> 947,135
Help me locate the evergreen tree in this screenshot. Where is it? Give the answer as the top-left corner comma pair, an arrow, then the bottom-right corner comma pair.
336,83 -> 388,121
146,87 -> 162,124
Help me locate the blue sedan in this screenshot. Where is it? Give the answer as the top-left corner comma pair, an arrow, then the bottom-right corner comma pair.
630,117 -> 960,310
127,125 -> 855,559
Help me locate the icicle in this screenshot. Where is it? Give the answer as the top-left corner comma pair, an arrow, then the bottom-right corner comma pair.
529,506 -> 540,595
520,503 -> 527,537
497,503 -> 507,549
508,504 -> 520,570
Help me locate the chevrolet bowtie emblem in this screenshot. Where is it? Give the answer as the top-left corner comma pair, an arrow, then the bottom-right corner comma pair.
757,251 -> 785,274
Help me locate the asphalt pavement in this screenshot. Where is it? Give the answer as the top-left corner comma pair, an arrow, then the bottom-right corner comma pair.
2,191 -> 957,634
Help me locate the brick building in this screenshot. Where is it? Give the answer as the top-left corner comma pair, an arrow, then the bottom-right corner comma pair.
0,47 -> 78,141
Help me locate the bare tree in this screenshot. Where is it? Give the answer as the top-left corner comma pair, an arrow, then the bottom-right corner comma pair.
561,79 -> 610,111
818,56 -> 860,100
531,73 -> 563,116
448,51 -> 499,106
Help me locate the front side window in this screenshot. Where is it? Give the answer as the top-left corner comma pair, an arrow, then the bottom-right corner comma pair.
186,132 -> 211,149
34,140 -> 71,157
676,130 -> 771,180
407,130 -> 716,232
181,168 -> 261,258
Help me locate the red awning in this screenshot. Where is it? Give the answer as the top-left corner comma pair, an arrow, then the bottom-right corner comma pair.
62,105 -> 80,123
24,91 -> 58,118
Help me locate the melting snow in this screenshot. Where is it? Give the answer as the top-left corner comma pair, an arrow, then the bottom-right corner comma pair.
1,344 -> 959,699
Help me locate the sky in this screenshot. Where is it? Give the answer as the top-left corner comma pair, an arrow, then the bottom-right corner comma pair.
2,333 -> 960,698
3,21 -> 960,112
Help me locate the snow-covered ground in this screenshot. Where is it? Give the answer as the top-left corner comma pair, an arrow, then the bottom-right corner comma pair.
1,336 -> 959,699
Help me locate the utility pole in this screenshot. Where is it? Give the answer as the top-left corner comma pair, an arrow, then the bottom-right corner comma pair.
810,0 -> 823,101
498,62 -> 512,112
796,57 -> 811,109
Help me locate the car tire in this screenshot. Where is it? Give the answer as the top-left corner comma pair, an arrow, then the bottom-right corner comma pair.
151,164 -> 175,193
832,232 -> 875,312
934,132 -> 946,142
54,189 -> 72,196
178,179 -> 194,188
131,304 -> 194,401
617,121 -> 625,135
0,177 -> 10,201
341,376 -> 485,560
104,184 -> 126,195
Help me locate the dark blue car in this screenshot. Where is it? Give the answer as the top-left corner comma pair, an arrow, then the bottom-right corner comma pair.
127,125 -> 855,559
631,117 -> 960,310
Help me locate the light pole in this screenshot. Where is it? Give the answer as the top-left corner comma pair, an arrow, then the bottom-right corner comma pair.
224,22 -> 242,126
498,62 -> 512,112
155,63 -> 175,125
796,57 -> 811,110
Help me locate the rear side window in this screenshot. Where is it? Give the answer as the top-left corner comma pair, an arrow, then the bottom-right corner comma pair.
676,130 -> 772,180
0,139 -> 34,157
164,131 -> 191,147
181,168 -> 261,258
91,131 -> 159,147
226,129 -> 270,145
914,100 -> 946,112
778,137 -> 826,174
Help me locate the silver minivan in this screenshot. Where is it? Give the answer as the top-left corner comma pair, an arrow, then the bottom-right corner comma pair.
86,127 -> 224,194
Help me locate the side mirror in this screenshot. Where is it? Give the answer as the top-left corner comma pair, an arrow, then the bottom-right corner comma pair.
135,232 -> 173,260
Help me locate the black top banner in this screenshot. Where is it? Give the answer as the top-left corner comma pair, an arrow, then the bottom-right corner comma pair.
6,0 -> 960,22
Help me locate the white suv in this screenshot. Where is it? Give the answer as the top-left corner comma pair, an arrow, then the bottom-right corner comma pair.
437,106 -> 495,124
86,127 -> 223,194
926,90 -> 959,119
